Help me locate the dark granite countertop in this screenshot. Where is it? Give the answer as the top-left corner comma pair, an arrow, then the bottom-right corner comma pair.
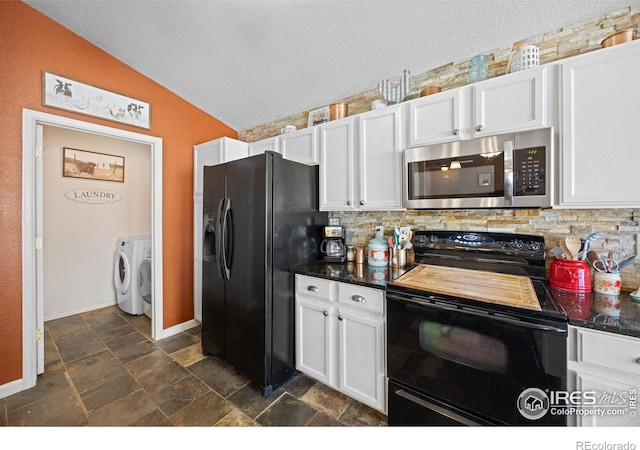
291,260 -> 411,289
291,261 -> 640,339
550,288 -> 640,339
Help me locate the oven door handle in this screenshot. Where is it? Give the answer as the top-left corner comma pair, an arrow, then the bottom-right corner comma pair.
394,389 -> 483,426
393,294 -> 567,335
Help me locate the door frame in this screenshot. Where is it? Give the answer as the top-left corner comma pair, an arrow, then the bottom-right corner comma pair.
21,109 -> 164,390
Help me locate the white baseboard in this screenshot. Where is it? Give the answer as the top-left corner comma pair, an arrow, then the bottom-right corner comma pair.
157,319 -> 200,341
44,300 -> 117,322
0,377 -> 31,400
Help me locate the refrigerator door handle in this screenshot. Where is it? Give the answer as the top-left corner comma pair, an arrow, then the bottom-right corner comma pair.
215,198 -> 226,280
219,197 -> 233,280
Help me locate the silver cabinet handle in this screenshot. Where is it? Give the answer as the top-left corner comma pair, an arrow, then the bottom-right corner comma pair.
307,285 -> 319,292
351,295 -> 366,303
323,310 -> 328,317
338,314 -> 343,321
360,200 -> 365,205
476,125 -> 484,132
452,129 -> 460,135
346,200 -> 352,205
635,357 -> 640,364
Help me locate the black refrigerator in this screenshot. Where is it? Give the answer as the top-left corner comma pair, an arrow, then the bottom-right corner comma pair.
201,151 -> 327,396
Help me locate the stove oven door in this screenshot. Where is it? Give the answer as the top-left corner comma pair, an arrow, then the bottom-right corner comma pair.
386,291 -> 567,426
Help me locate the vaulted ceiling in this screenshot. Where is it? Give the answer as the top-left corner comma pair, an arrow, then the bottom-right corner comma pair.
24,0 -> 635,131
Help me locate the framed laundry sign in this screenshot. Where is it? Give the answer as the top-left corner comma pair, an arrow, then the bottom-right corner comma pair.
63,147 -> 125,183
42,71 -> 151,129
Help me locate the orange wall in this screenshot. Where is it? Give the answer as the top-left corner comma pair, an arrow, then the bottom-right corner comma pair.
0,1 -> 237,385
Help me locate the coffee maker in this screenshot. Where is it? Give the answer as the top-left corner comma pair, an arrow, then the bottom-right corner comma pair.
320,226 -> 346,263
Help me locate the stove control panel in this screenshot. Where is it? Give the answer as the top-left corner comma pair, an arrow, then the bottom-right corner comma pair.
412,231 -> 545,258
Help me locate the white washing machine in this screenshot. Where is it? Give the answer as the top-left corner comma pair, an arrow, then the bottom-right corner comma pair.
138,242 -> 153,318
114,235 -> 151,315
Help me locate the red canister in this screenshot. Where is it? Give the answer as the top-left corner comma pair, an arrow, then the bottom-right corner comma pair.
549,259 -> 592,292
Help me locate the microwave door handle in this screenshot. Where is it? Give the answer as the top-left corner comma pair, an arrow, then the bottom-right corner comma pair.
503,139 -> 514,207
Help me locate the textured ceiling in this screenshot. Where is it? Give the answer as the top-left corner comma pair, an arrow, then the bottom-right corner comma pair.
24,0 -> 635,132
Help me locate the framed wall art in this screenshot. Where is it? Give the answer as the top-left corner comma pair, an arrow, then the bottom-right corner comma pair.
307,105 -> 330,127
63,147 -> 125,183
43,71 -> 151,129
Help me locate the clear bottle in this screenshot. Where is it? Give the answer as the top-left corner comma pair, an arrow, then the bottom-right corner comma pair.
346,245 -> 355,262
469,54 -> 488,83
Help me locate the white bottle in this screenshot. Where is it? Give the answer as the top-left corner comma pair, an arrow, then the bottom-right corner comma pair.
368,227 -> 389,267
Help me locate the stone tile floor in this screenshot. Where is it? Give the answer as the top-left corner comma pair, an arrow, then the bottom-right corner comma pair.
0,305 -> 387,427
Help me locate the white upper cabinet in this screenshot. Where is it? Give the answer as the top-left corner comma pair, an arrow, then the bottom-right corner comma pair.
248,136 -> 280,156
558,40 -> 640,208
473,66 -> 547,137
319,117 -> 356,210
408,88 -> 463,146
319,104 -> 404,211
193,137 -> 248,194
407,66 -> 548,147
280,126 -> 319,165
358,105 -> 404,210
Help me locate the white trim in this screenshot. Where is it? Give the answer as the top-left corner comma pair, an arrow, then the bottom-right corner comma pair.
17,109 -> 165,397
44,301 -> 117,322
0,378 -> 28,400
161,319 -> 201,339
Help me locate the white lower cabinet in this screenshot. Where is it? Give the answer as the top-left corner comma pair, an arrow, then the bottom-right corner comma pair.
568,326 -> 640,426
295,274 -> 387,413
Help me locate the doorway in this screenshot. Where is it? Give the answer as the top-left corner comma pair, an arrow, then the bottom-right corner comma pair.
22,109 -> 164,390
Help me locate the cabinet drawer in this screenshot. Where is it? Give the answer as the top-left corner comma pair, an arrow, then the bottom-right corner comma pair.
576,328 -> 640,377
337,283 -> 384,315
296,275 -> 333,301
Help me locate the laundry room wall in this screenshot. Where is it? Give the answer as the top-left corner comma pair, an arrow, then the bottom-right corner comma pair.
43,126 -> 151,320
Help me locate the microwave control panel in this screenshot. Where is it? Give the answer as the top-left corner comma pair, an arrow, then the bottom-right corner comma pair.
513,146 -> 546,196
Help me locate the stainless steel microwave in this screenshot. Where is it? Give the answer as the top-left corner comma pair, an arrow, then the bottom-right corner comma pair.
403,127 -> 554,209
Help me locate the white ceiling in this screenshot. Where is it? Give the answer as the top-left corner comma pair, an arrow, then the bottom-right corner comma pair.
24,0 -> 635,132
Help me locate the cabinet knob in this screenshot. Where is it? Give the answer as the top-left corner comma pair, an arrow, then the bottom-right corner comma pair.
360,200 -> 365,206
323,310 -> 329,317
636,357 -> 640,364
346,200 -> 352,206
452,129 -> 460,135
476,125 -> 484,132
351,295 -> 366,303
307,285 -> 319,292
338,314 -> 343,321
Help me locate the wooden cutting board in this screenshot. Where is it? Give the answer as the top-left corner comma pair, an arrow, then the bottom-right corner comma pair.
393,264 -> 541,311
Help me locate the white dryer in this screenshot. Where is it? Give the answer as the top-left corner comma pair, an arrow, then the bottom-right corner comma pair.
114,235 -> 151,315
138,242 -> 153,318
